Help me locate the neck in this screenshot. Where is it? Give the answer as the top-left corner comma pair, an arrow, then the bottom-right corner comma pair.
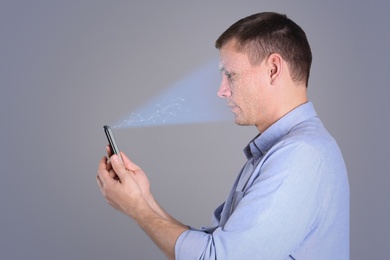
256,84 -> 308,133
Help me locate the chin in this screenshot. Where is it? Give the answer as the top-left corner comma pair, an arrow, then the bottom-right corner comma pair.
234,118 -> 251,126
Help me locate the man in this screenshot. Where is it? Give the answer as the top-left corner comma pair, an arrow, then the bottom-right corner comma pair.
97,12 -> 349,259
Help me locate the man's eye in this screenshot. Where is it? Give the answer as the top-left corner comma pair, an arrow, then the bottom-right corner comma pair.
226,73 -> 233,80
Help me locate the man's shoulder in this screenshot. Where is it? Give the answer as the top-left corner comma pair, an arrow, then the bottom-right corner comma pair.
277,116 -> 339,156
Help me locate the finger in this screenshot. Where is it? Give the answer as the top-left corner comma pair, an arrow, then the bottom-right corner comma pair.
108,167 -> 120,181
96,174 -> 103,190
110,154 -> 127,180
97,156 -> 112,184
108,168 -> 116,179
106,157 -> 113,172
106,145 -> 113,157
100,155 -> 120,181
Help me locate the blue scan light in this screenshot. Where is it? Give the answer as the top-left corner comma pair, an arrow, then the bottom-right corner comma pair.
113,59 -> 232,128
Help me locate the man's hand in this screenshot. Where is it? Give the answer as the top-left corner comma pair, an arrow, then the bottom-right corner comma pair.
96,148 -> 188,259
105,146 -> 152,194
120,151 -> 153,202
97,153 -> 145,216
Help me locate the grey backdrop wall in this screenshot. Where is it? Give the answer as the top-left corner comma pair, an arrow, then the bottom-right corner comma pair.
1,0 -> 389,259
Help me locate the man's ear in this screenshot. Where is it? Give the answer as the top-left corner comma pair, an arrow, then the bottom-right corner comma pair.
267,53 -> 283,84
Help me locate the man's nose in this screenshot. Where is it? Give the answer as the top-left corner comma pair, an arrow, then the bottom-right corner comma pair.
217,78 -> 231,98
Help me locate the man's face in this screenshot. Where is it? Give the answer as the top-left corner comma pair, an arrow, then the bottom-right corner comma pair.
218,39 -> 272,131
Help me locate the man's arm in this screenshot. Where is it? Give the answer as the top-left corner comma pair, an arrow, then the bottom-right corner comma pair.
97,153 -> 189,259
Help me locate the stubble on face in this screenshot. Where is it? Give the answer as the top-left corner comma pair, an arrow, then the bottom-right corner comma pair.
219,41 -> 267,128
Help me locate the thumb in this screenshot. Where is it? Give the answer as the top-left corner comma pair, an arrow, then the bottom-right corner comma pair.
120,151 -> 140,172
110,154 -> 127,181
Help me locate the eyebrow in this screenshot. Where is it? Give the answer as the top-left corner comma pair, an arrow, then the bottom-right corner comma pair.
222,71 -> 237,81
219,66 -> 235,76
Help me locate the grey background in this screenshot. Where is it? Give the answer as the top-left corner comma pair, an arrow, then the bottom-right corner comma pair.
1,0 -> 389,259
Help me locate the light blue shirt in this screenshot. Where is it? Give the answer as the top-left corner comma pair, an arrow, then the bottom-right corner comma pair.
175,102 -> 349,259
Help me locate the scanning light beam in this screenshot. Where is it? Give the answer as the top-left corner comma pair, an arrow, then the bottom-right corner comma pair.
113,59 -> 231,128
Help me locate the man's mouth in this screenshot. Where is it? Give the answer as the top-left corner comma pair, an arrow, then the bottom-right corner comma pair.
228,103 -> 238,112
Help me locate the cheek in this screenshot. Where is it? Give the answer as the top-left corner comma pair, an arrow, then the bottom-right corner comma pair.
242,80 -> 259,99
244,81 -> 265,112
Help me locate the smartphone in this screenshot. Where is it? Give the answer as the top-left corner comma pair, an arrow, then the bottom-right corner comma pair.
103,125 -> 123,161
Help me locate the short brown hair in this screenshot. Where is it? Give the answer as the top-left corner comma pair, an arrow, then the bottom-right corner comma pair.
215,12 -> 312,86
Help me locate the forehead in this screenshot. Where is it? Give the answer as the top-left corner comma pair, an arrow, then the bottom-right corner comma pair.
219,39 -> 252,72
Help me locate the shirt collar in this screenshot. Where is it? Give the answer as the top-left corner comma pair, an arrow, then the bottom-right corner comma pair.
243,102 -> 317,162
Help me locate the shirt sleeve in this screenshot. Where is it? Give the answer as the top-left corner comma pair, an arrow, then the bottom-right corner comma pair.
175,141 -> 328,259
